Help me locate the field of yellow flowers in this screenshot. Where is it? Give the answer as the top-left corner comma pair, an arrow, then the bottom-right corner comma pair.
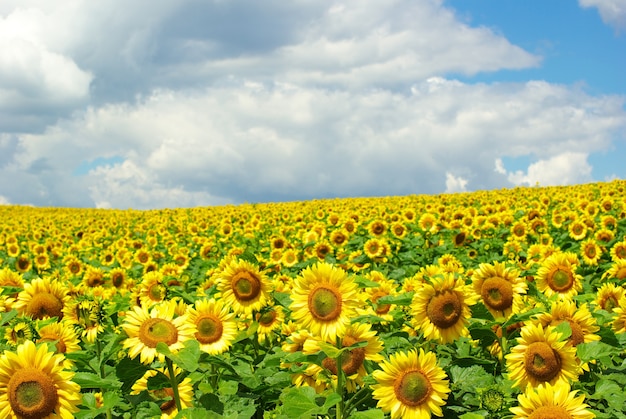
1,180 -> 626,418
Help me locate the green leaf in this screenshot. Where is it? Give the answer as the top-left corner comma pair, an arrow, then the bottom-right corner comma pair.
377,292 -> 414,306
460,413 -> 488,419
175,407 -> 221,419
277,387 -> 340,419
73,372 -> 122,390
554,321 -> 572,341
155,339 -> 200,372
273,292 -> 293,308
115,356 -> 150,393
349,409 -> 384,419
470,303 -> 495,321
355,277 -> 381,288
577,341 -> 622,363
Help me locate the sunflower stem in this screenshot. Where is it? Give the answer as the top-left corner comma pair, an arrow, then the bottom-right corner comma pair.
96,340 -> 113,419
343,385 -> 371,417
335,336 -> 345,419
165,357 -> 183,413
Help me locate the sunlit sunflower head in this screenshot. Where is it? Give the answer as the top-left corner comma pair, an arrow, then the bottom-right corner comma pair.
372,348 -> 450,419
109,267 -> 130,291
62,296 -> 105,343
15,255 -> 31,274
36,320 -> 81,368
139,271 -> 167,308
610,240 -> 626,262
186,298 -> 237,355
368,219 -> 387,237
14,277 -> 69,320
359,278 -> 398,322
534,300 -> 600,347
363,238 -> 385,259
216,258 -> 270,316
437,253 -> 465,274
595,282 -> 625,312
568,219 -> 588,241
579,238 -> 602,266
256,305 -> 285,343
3,317 -> 36,347
411,273 -> 477,344
603,259 -> 626,281
510,381 -> 595,419
0,268 -> 24,302
83,266 -> 106,288
130,365 -> 193,418
289,262 -> 359,341
304,322 -> 384,392
612,296 -> 626,334
535,252 -> 583,299
471,261 -> 527,320
505,323 -> 581,390
0,340 -> 81,418
122,300 -> 195,365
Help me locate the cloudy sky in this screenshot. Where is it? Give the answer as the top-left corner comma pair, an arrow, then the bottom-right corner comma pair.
1,0 -> 625,209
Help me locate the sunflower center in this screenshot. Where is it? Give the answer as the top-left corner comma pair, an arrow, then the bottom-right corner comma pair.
139,318 -> 178,348
321,337 -> 366,376
524,342 -> 562,383
548,269 -> 574,292
195,315 -> 223,344
528,405 -> 571,419
394,369 -> 432,407
603,296 -> 619,312
8,368 -> 59,419
26,293 -> 63,320
148,284 -> 164,301
153,387 -> 176,412
371,291 -> 391,315
258,310 -> 277,327
111,273 -> 125,288
616,267 -> 626,280
308,286 -> 342,321
231,272 -> 261,302
38,335 -> 67,354
427,291 -> 462,329
481,277 -> 514,311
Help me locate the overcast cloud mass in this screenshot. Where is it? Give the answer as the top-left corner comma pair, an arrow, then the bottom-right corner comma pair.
1,0 -> 625,208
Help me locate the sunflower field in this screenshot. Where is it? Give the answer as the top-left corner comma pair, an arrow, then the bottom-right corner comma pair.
1,180 -> 626,418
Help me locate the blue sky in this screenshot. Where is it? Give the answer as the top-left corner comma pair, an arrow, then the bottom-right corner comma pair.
0,0 -> 625,208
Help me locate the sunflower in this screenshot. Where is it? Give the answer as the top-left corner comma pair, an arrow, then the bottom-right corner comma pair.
505,323 -> 581,390
568,220 -> 587,241
411,273 -> 478,343
0,340 -> 81,418
122,300 -> 195,365
471,261 -> 527,320
533,300 -> 599,347
372,348 -> 450,419
595,283 -> 625,312
4,318 -> 35,346
290,262 -> 360,341
15,255 -> 31,273
535,252 -> 583,299
612,296 -> 626,334
610,240 -> 626,262
603,259 -> 626,281
368,219 -> 387,237
510,381 -> 594,419
358,277 -> 398,323
256,305 -> 285,343
303,322 -> 384,392
363,238 -> 385,259
216,258 -> 270,316
186,298 -> 237,355
130,365 -> 193,418
139,271 -> 167,308
14,277 -> 69,320
579,238 -> 602,266
62,297 -> 104,343
37,320 -> 82,368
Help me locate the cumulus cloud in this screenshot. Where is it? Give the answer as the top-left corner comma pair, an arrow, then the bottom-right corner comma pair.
498,152 -> 594,187
3,78 -> 623,209
580,0 -> 626,31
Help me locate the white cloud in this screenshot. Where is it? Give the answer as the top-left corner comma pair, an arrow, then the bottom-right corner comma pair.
445,172 -> 469,193
0,195 -> 9,205
502,152 -> 594,187
3,78 -> 623,208
580,0 -> 626,31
